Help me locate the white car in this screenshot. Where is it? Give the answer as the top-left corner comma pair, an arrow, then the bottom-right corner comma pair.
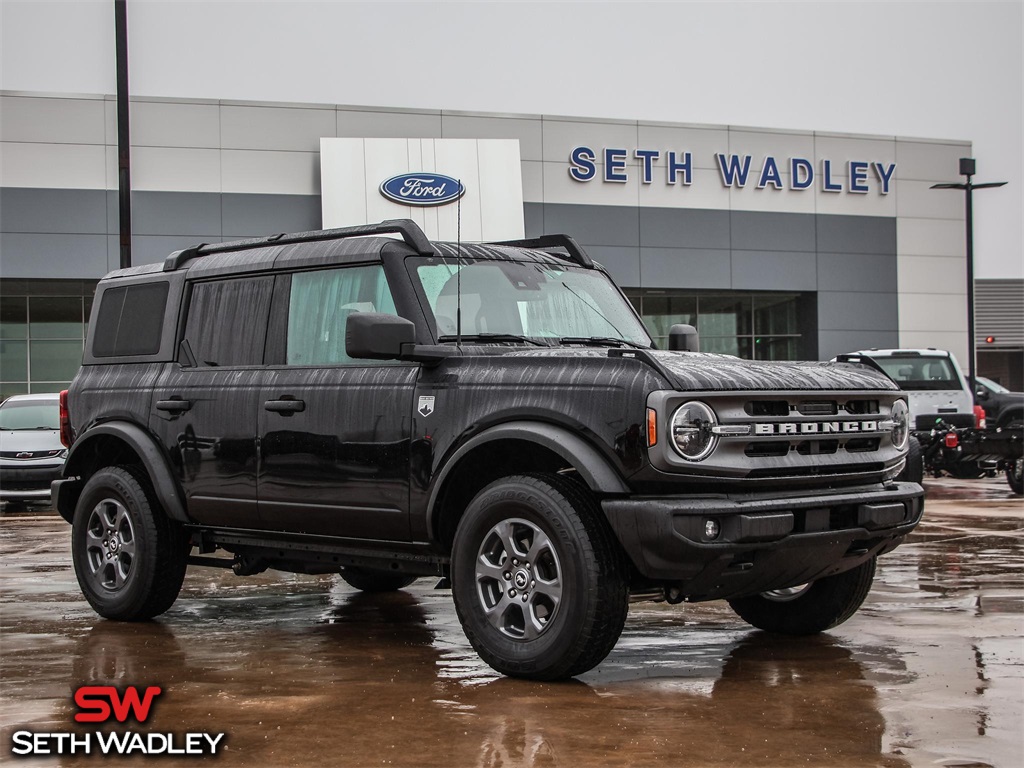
0,393 -> 66,507
844,349 -> 975,431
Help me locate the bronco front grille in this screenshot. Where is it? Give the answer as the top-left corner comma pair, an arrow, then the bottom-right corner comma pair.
647,388 -> 903,482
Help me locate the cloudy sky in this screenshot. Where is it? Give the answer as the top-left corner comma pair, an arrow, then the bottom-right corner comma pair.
2,0 -> 1020,277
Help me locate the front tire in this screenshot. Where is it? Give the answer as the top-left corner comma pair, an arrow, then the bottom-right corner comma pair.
451,474 -> 629,680
727,557 -> 876,635
71,466 -> 190,621
898,437 -> 924,484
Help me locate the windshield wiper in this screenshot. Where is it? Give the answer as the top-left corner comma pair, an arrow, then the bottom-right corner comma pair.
558,336 -> 648,349
438,333 -> 550,347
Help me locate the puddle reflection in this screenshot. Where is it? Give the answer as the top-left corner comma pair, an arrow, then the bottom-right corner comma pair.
53,592 -> 913,767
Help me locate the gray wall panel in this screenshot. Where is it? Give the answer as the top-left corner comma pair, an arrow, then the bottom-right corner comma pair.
1,187 -> 107,234
818,330 -> 900,361
523,202 -> 544,238
586,246 -> 640,286
640,247 -> 731,290
542,203 -> 639,247
816,214 -> 896,255
639,208 -> 730,250
817,291 -> 898,331
222,193 -> 321,237
818,252 -> 898,293
126,234 -> 213,267
132,191 -> 223,236
1,233 -> 107,278
732,250 -> 817,291
731,211 -> 816,252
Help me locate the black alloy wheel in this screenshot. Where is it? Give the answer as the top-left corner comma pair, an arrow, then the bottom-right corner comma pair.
451,474 -> 629,680
71,466 -> 190,621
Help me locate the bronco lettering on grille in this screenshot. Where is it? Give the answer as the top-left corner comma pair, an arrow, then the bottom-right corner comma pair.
753,421 -> 880,435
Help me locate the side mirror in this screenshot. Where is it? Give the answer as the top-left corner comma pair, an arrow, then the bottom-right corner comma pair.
976,388 -> 989,400
346,313 -> 415,360
346,312 -> 456,364
668,324 -> 700,352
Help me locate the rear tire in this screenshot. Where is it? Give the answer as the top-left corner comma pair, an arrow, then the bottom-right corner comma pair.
727,557 -> 876,635
451,473 -> 629,680
71,466 -> 190,621
339,568 -> 417,593
1007,461 -> 1023,496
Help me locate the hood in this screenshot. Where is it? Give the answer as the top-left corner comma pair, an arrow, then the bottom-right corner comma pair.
501,348 -> 897,392
0,428 -> 63,453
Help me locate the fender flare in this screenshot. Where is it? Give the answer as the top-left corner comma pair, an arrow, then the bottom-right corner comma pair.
65,422 -> 189,523
426,420 -> 630,533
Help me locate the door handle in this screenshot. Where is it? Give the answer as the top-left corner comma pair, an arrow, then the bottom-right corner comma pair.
264,398 -> 305,414
156,399 -> 192,413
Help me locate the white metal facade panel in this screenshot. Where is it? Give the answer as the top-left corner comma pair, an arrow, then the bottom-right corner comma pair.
320,138 -> 524,241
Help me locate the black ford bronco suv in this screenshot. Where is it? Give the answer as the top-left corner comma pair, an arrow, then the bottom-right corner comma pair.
54,219 -> 923,680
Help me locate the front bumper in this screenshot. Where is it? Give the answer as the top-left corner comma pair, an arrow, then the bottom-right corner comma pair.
602,481 -> 924,601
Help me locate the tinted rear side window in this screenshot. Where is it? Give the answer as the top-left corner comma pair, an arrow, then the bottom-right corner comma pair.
92,282 -> 169,357
185,277 -> 274,367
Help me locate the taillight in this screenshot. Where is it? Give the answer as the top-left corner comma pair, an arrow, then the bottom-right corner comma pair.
59,389 -> 73,448
973,404 -> 986,429
944,431 -> 959,449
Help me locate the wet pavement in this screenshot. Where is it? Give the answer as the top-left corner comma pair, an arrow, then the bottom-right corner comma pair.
1,477 -> 1021,767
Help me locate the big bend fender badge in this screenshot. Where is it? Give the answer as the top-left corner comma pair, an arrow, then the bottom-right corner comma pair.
418,396 -> 436,417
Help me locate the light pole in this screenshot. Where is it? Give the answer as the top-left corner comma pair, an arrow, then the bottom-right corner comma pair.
930,158 -> 1006,391
115,0 -> 132,269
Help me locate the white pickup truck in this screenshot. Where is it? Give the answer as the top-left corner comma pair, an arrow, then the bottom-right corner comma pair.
837,349 -> 1022,494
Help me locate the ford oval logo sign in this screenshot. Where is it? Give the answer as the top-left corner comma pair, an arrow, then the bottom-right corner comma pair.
379,173 -> 465,207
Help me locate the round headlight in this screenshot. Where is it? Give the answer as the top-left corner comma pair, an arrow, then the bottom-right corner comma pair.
670,401 -> 718,461
891,399 -> 910,450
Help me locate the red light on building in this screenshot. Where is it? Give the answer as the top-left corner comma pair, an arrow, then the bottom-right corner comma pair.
984,335 -> 996,343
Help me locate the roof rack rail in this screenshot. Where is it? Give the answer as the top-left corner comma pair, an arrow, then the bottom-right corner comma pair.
488,234 -> 594,269
162,219 -> 435,272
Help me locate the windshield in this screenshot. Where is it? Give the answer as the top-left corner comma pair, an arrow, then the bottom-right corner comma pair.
0,401 -> 59,430
411,258 -> 651,347
873,356 -> 961,391
976,376 -> 1009,394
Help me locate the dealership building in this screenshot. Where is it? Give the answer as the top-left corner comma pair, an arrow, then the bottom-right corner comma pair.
2,90 -> 1019,398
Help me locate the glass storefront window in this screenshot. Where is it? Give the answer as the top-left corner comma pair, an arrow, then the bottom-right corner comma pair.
29,340 -> 84,382
755,336 -> 799,360
698,296 -> 753,337
29,297 -> 83,339
1,383 -> 29,401
1,297 -> 27,340
627,291 -> 812,361
755,295 -> 799,336
1,283 -> 95,399
1,339 -> 29,381
640,295 -> 697,340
